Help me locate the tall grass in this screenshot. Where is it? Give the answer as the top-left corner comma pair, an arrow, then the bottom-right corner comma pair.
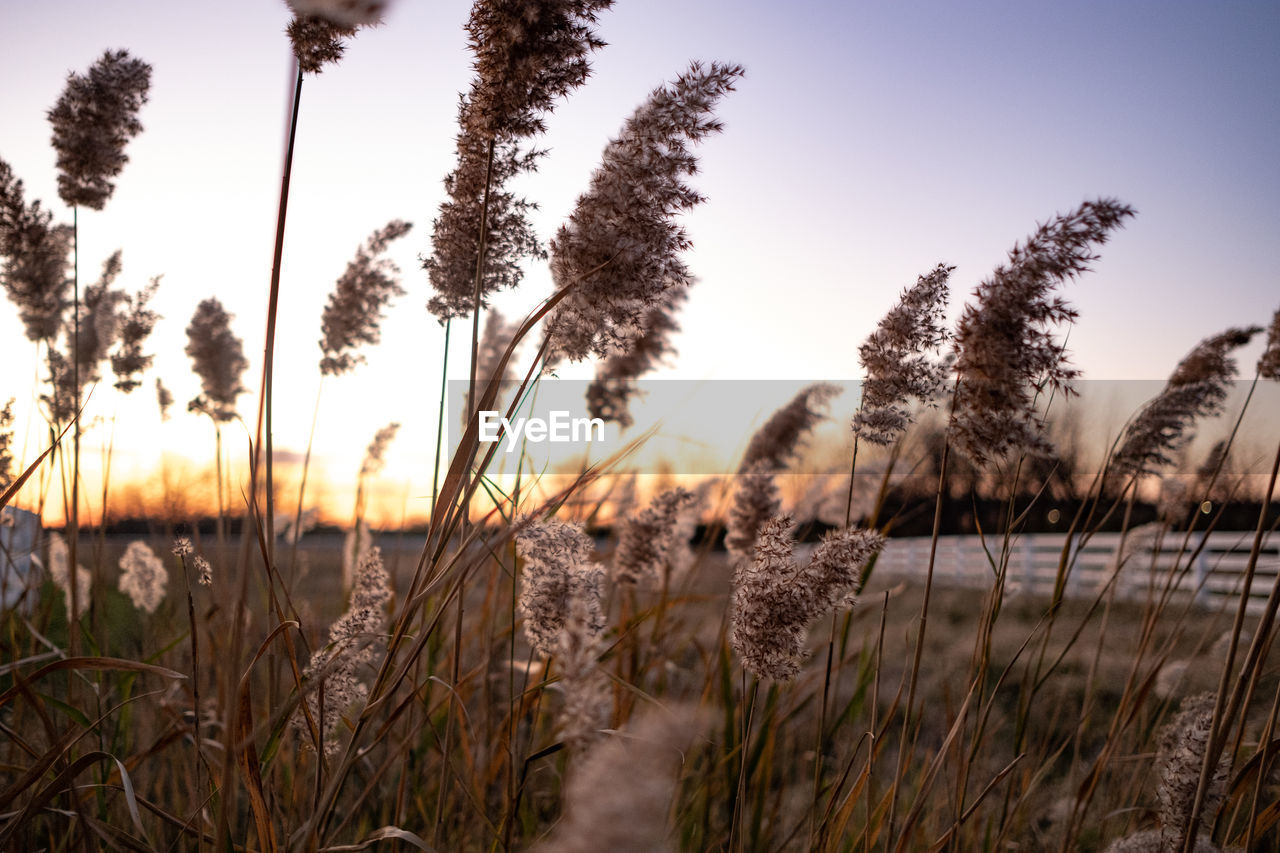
2,4 -> 1280,852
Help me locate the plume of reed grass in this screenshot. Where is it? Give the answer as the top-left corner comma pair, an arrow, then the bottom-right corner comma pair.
318,220 -> 412,376
0,400 -> 12,491
461,308 -> 521,416
948,199 -> 1134,465
612,485 -> 697,585
44,48 -> 151,661
424,107 -> 544,322
586,285 -> 686,428
45,531 -> 89,617
515,518 -> 603,658
426,0 -> 611,319
1112,326 -> 1262,477
852,263 -> 953,447
724,383 -> 840,565
359,421 -> 398,481
1102,694 -> 1234,851
154,377 -> 172,421
194,553 -> 212,586
740,383 -> 840,474
515,518 -> 610,748
40,252 -> 127,422
185,297 -> 248,423
0,159 -> 72,343
47,50 -> 151,211
117,540 -> 167,614
730,515 -> 883,681
346,421 -> 398,588
726,462 -> 781,567
342,518 -> 372,594
1259,308 -> 1280,380
286,0 -> 390,27
297,545 -> 392,754
286,14 -> 358,73
465,0 -> 613,141
476,307 -> 519,386
532,706 -> 704,852
1158,693 -> 1230,850
109,274 -> 159,392
545,60 -> 744,362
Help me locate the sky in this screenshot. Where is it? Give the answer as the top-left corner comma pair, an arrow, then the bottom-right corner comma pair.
1,1 -> 1278,524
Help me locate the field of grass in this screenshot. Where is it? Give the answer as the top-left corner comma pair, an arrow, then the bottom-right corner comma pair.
2,2 -> 1280,851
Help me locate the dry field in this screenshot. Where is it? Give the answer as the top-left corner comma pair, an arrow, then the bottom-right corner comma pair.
2,2 -> 1279,851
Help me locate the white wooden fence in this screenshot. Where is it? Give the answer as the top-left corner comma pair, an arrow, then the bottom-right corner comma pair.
865,530 -> 1280,615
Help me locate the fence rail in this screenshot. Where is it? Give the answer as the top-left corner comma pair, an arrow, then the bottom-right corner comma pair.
865,530 -> 1280,615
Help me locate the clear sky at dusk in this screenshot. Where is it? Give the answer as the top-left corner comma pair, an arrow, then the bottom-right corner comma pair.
1,1 -> 1277,523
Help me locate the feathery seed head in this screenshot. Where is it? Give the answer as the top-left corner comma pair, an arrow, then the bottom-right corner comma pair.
550,595 -> 611,751
464,0 -> 613,141
40,252 -> 129,423
1156,692 -> 1229,850
342,520 -> 373,593
1113,326 -> 1261,477
948,199 -> 1135,465
171,537 -> 192,557
463,309 -> 522,415
47,50 -> 152,210
194,555 -> 212,586
0,399 -> 13,489
286,14 -> 357,73
424,103 -> 545,321
725,461 -> 781,566
0,160 -> 72,342
47,532 -> 90,617
534,706 -> 705,852
477,308 -> 519,387
612,486 -> 697,584
286,0 -> 390,27
740,383 -> 841,474
514,518 -> 603,658
730,516 -> 883,680
359,422 -> 400,477
110,275 -> 160,392
118,540 -> 167,613
1257,308 -> 1280,380
319,220 -> 412,376
75,251 -> 127,379
853,263 -> 953,446
297,546 -> 390,753
155,378 -> 173,421
586,285 -> 686,428
41,348 -> 77,425
185,298 -> 248,423
544,61 -> 743,362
